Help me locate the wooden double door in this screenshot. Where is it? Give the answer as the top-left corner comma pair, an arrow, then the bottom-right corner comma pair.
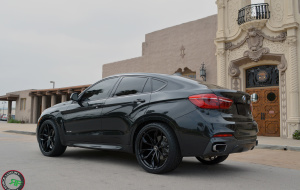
246,88 -> 280,137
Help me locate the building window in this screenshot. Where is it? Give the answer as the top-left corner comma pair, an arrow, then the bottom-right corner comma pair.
20,98 -> 26,110
246,65 -> 279,88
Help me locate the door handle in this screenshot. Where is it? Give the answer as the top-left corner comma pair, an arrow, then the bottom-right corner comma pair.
133,99 -> 145,104
261,113 -> 263,120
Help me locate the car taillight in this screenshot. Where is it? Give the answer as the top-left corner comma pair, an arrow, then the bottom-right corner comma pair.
213,134 -> 233,137
189,94 -> 233,109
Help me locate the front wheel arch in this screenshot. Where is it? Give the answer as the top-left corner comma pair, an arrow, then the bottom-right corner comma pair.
37,116 -> 67,146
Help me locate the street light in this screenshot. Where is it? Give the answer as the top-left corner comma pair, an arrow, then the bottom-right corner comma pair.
50,81 -> 55,89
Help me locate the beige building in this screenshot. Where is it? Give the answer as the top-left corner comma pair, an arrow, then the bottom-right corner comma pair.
103,0 -> 300,138
0,85 -> 90,123
103,15 -> 218,84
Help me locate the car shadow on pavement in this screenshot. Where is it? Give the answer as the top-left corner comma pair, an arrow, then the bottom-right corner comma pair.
60,148 -> 250,176
61,148 -> 139,167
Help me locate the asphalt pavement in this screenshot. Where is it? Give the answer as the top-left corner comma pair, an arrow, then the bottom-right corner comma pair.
0,132 -> 300,190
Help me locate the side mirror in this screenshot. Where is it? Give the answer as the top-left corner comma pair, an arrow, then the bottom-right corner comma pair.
70,93 -> 79,102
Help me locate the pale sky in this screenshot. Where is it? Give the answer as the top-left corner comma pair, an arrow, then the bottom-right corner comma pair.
0,0 -> 219,107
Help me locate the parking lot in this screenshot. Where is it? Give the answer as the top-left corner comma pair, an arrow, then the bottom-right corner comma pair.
0,130 -> 300,190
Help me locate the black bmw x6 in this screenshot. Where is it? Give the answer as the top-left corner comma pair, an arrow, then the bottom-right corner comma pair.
37,73 -> 258,173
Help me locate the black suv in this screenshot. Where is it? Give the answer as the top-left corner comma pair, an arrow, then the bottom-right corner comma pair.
37,73 -> 258,173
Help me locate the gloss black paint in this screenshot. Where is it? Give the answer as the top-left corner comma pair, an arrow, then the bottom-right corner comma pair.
37,73 -> 258,157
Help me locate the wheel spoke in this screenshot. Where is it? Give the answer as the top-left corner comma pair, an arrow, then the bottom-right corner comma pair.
142,150 -> 154,160
142,137 -> 152,146
151,153 -> 156,168
141,148 -> 153,152
46,140 -> 50,150
155,151 -> 160,166
144,133 -> 155,145
153,130 -> 159,144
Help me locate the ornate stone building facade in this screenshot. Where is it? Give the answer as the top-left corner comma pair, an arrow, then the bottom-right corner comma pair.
103,0 -> 300,138
215,0 -> 300,138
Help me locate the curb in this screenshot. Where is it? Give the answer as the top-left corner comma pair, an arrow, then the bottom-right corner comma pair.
4,130 -> 36,136
256,144 -> 300,152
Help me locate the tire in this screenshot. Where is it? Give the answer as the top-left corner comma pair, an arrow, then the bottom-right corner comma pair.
37,120 -> 66,157
135,123 -> 182,174
195,155 -> 229,165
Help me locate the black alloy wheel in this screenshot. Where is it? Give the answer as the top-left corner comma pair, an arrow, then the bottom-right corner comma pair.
195,155 -> 229,165
135,123 -> 182,174
37,120 -> 66,157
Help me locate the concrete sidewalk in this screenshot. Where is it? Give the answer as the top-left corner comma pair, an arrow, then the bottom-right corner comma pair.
1,122 -> 300,151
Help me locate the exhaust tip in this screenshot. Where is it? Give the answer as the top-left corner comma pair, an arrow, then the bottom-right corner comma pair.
212,144 -> 227,152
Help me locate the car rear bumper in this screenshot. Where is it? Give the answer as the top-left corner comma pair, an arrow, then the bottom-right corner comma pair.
200,136 -> 257,157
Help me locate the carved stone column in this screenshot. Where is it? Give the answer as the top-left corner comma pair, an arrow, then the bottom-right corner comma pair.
216,0 -> 225,38
216,49 -> 226,87
286,36 -> 300,137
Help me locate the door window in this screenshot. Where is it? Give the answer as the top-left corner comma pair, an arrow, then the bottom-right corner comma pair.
81,77 -> 119,101
114,77 -> 148,96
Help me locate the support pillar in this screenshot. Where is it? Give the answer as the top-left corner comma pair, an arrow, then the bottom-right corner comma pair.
51,95 -> 56,107
216,48 -> 226,88
32,96 -> 39,123
61,94 -> 67,102
41,96 -> 47,112
286,36 -> 300,138
7,101 -> 12,121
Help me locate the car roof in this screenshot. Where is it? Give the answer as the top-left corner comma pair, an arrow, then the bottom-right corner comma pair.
101,73 -> 225,90
106,73 -> 199,83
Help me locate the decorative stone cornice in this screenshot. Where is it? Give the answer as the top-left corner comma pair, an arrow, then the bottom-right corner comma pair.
228,53 -> 287,77
243,47 -> 270,62
225,28 -> 287,51
225,28 -> 287,62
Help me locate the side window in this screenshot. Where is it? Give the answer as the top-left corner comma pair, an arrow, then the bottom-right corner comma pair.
152,79 -> 166,91
81,77 -> 119,101
114,77 -> 148,96
142,78 -> 151,93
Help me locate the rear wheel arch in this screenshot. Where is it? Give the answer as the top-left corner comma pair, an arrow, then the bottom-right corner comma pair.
132,116 -> 181,154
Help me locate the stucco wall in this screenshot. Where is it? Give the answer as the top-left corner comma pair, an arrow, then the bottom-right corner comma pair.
103,15 -> 218,84
14,90 -> 33,123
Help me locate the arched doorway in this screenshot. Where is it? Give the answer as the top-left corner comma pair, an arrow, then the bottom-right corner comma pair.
245,65 -> 280,137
